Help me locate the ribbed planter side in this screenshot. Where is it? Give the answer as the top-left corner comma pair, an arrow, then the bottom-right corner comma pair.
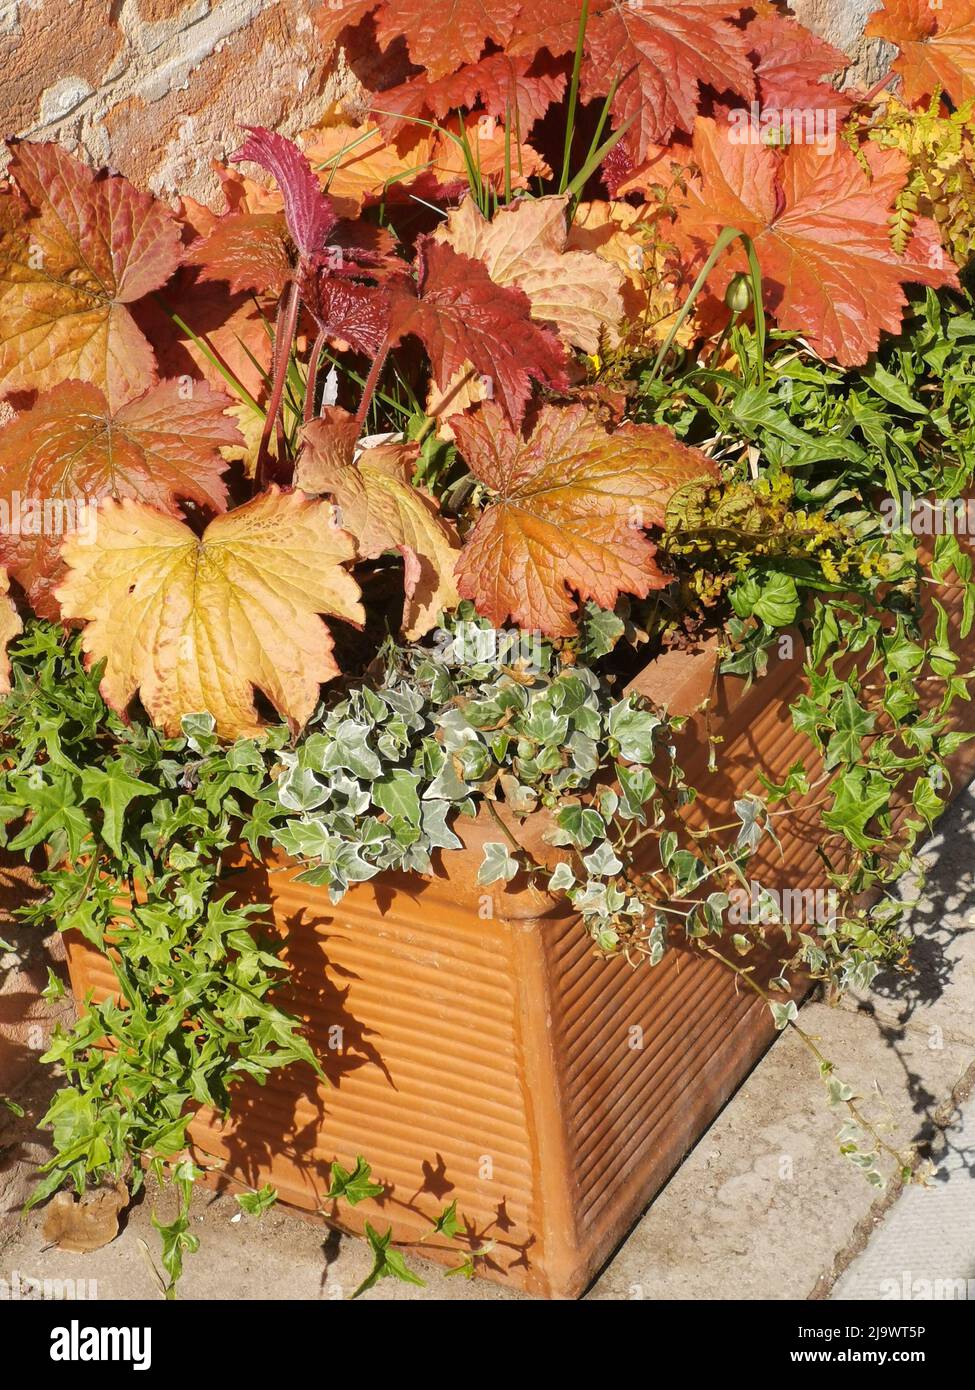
64,574 -> 975,1298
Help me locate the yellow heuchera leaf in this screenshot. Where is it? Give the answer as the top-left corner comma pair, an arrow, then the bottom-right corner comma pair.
569,201 -> 694,349
300,415 -> 461,639
0,568 -> 22,694
434,194 -> 625,353
55,488 -> 364,739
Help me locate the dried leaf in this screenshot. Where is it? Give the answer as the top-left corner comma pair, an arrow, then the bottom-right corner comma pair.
301,417 -> 461,638
453,401 -> 718,635
42,1182 -> 129,1254
56,488 -> 365,739
434,195 -> 624,353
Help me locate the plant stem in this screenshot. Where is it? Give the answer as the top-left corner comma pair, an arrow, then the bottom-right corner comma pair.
355,334 -> 392,428
304,328 -> 328,424
257,279 -> 301,489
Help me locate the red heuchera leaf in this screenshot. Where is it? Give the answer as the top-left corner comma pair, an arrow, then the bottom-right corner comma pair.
0,379 -> 238,619
671,117 -> 958,367
183,210 -> 292,296
746,14 -> 855,113
233,127 -> 339,258
374,0 -> 523,80
452,400 -> 718,636
580,1 -> 756,162
0,141 -> 182,408
299,271 -> 393,356
375,53 -> 567,137
390,238 -> 567,424
865,0 -> 975,107
507,0 -> 588,58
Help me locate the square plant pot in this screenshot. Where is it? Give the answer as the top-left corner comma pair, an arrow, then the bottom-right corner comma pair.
63,574 -> 975,1297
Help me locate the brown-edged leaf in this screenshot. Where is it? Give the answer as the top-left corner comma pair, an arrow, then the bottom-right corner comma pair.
0,142 -> 182,408
453,400 -> 718,635
300,416 -> 461,638
0,379 -> 238,619
55,487 -> 364,739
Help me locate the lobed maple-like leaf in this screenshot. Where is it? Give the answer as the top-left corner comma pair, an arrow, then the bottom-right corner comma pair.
452,401 -> 718,636
375,52 -> 567,138
568,200 -> 692,349
671,118 -> 958,367
183,209 -> 292,297
0,379 -> 238,619
580,1 -> 757,162
0,567 -> 22,695
298,271 -> 394,356
746,14 -> 855,113
866,0 -> 975,107
433,195 -> 624,354
390,237 -> 567,424
374,0 -> 522,80
55,487 -> 365,740
300,415 -> 461,638
0,142 -> 182,409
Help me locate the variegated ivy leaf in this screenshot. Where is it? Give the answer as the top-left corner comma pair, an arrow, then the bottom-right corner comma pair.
607,702 -> 661,765
547,863 -> 576,893
547,805 -> 606,849
477,842 -> 520,885
770,1000 -> 799,1032
583,842 -> 624,877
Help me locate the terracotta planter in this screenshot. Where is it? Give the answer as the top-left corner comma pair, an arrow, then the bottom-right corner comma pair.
64,576 -> 975,1299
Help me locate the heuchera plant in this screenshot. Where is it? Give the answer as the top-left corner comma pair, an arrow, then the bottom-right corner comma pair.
0,0 -> 966,734
2,0 -> 975,1287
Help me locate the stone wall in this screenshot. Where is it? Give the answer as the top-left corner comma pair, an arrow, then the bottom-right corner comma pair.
0,0 -> 357,203
0,1 -> 887,207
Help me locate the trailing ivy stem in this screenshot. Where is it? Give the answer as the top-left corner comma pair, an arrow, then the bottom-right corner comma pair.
704,946 -> 912,1175
257,279 -> 301,488
355,332 -> 392,427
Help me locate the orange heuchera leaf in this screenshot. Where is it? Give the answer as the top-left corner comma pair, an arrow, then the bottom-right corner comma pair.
184,209 -> 292,296
300,122 -> 446,216
671,118 -> 958,367
390,238 -> 567,424
568,201 -> 692,349
433,195 -> 624,354
375,52 -> 567,138
0,568 -> 22,695
55,488 -> 365,740
745,14 -> 855,113
0,379 -> 238,620
866,0 -> 975,107
581,1 -> 756,162
0,142 -> 182,408
453,401 -> 718,636
374,0 -> 522,80
300,415 -> 461,639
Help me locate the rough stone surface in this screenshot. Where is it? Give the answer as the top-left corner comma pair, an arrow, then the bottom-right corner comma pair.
0,3 -> 888,208
787,0 -> 896,88
0,0 -> 361,203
